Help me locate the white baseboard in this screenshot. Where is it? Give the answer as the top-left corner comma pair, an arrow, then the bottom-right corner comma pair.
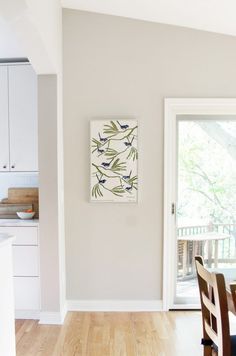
67,300 -> 163,312
39,312 -> 63,325
60,302 -> 68,323
15,310 -> 40,320
39,302 -> 68,325
16,301 -> 163,324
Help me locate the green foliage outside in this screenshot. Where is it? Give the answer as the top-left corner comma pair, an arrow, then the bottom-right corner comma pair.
178,121 -> 236,227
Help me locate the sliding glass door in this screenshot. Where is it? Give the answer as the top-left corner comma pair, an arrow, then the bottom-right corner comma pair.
175,116 -> 236,306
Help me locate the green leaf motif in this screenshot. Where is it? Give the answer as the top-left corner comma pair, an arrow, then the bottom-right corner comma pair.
128,175 -> 138,186
105,148 -> 118,158
111,185 -> 126,197
127,147 -> 138,161
92,138 -> 102,149
92,183 -> 103,198
111,158 -> 126,172
103,121 -> 119,134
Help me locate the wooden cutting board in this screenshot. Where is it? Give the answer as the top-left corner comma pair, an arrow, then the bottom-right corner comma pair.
3,188 -> 39,218
8,188 -> 38,202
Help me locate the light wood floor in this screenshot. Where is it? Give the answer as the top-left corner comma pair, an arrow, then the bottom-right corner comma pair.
16,311 -> 202,356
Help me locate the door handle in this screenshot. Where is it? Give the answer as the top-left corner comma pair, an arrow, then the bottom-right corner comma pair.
171,203 -> 175,215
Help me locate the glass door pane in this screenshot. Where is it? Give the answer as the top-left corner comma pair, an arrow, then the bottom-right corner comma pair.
175,117 -> 236,306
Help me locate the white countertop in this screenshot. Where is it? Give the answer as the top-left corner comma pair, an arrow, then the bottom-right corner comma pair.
0,233 -> 15,247
0,219 -> 39,227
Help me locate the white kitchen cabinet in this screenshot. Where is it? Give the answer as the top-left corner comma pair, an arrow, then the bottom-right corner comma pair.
0,67 -> 9,172
1,226 -> 38,245
0,64 -> 38,172
0,225 -> 40,319
0,234 -> 16,356
8,65 -> 38,172
13,246 -> 39,276
14,277 -> 40,311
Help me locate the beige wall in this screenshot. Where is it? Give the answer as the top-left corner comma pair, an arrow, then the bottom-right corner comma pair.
63,9 -> 236,300
38,75 -> 60,311
38,74 -> 66,321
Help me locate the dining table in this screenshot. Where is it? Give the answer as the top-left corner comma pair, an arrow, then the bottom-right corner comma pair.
211,266 -> 236,315
178,231 -> 230,277
226,281 -> 236,315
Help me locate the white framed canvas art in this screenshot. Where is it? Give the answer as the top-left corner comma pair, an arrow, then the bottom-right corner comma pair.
90,119 -> 138,202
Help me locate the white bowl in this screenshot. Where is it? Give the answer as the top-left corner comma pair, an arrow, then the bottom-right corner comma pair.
16,212 -> 35,220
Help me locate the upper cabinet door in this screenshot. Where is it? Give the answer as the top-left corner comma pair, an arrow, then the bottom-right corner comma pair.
0,66 -> 10,172
8,65 -> 38,172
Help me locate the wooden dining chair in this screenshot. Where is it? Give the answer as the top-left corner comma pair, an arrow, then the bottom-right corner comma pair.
195,255 -> 236,356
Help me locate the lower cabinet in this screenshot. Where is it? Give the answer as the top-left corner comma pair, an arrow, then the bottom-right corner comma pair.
0,225 -> 40,319
12,246 -> 39,276
14,277 -> 40,310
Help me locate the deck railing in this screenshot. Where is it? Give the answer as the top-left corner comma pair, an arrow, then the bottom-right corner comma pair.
177,223 -> 236,279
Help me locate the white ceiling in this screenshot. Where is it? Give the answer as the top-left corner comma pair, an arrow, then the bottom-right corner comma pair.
62,0 -> 236,37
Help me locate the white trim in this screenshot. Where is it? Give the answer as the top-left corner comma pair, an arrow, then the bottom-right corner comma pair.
39,312 -> 62,325
39,303 -> 68,325
171,304 -> 200,310
15,300 -> 163,324
67,300 -> 163,312
163,98 -> 236,311
163,99 -> 177,311
60,302 -> 68,323
15,310 -> 40,320
39,312 -> 64,325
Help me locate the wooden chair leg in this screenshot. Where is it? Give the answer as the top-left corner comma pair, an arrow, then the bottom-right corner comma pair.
203,345 -> 212,356
202,338 -> 213,356
211,348 -> 217,356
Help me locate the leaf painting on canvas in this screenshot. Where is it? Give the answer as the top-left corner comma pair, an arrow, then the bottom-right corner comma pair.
90,120 -> 138,202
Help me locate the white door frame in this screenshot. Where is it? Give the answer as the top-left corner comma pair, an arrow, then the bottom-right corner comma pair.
163,98 -> 236,311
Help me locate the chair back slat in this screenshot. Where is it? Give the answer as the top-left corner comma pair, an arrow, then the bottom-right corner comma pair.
202,293 -> 217,318
195,255 -> 231,356
196,260 -> 214,287
204,320 -> 218,346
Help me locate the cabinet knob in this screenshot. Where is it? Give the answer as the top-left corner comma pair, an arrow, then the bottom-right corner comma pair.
3,165 -> 7,169
11,165 -> 15,169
